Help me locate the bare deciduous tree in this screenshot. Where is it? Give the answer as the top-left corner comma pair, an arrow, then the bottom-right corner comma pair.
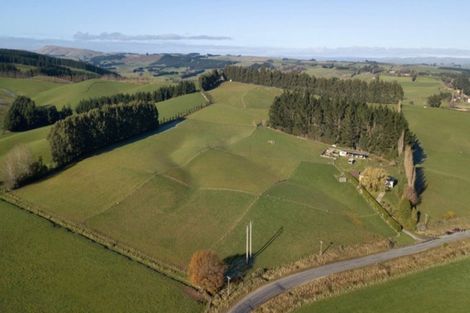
1,145 -> 34,190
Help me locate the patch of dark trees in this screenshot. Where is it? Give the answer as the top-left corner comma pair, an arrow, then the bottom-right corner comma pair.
150,53 -> 235,71
49,102 -> 158,167
453,73 -> 470,95
427,92 -> 451,108
269,89 -> 412,158
75,81 -> 196,113
223,66 -> 404,104
180,69 -> 205,79
0,49 -> 117,80
3,96 -> 72,131
199,70 -> 224,91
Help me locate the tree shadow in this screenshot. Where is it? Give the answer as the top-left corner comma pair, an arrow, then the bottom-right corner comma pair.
413,139 -> 427,165
413,139 -> 427,202
415,166 -> 427,197
223,227 -> 284,280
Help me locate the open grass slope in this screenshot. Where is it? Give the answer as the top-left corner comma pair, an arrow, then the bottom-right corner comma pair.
32,78 -> 169,108
0,92 -> 206,166
294,257 -> 470,313
403,105 -> 470,222
381,75 -> 446,105
14,82 -> 395,270
0,200 -> 202,313
380,75 -> 470,225
0,76 -> 66,129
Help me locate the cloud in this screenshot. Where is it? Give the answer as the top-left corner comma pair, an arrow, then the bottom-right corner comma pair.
73,32 -> 231,41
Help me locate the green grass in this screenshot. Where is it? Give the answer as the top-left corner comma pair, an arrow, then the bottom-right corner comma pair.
0,92 -> 208,166
32,78 -> 169,108
13,82 -> 395,270
157,92 -> 206,122
403,105 -> 470,221
0,76 -> 66,98
381,75 -> 446,106
0,126 -> 52,164
378,74 -> 470,224
294,257 -> 470,313
0,200 -> 203,313
0,77 -> 66,130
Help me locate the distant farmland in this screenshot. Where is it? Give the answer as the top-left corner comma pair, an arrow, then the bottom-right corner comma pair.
13,82 -> 396,270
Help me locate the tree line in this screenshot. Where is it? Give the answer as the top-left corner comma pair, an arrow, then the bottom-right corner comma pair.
4,96 -> 72,131
269,89 -> 412,158
48,102 -> 159,166
198,69 -> 223,91
223,65 -> 404,104
453,73 -> 470,95
75,81 -> 196,113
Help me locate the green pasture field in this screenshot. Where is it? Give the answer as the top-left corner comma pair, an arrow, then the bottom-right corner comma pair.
294,257 -> 470,313
377,74 -> 470,225
381,75 -> 446,105
0,76 -> 66,129
14,82 -> 396,270
157,92 -> 206,122
32,78 -> 169,108
403,104 -> 470,222
0,200 -> 202,313
0,92 -> 207,166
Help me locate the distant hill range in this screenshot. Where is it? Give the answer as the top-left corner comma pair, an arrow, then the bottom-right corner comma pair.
0,48 -> 118,81
37,45 -> 104,61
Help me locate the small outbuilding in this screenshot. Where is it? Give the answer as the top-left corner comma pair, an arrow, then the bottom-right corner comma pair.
385,176 -> 397,190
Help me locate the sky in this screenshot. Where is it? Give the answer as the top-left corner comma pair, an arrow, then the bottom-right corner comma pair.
1,0 -> 470,56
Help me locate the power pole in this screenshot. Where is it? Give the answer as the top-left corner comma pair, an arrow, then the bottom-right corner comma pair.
249,221 -> 253,258
246,224 -> 249,263
319,240 -> 323,256
227,276 -> 231,296
245,221 -> 253,263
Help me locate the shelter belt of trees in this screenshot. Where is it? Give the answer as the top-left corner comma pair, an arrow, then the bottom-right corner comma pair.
223,65 -> 404,104
49,102 -> 158,166
75,81 -> 196,113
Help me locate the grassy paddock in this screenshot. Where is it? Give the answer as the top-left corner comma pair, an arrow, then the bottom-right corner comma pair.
13,82 -> 395,271
403,104 -> 470,224
0,200 -> 203,313
32,78 -> 170,108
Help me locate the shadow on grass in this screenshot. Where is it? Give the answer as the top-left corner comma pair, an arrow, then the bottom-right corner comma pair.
223,227 -> 284,280
413,139 -> 428,204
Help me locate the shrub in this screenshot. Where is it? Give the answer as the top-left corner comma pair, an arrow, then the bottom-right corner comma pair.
360,167 -> 388,192
188,250 -> 226,295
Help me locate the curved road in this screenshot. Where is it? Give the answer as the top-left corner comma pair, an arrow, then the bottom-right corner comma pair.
228,231 -> 470,313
